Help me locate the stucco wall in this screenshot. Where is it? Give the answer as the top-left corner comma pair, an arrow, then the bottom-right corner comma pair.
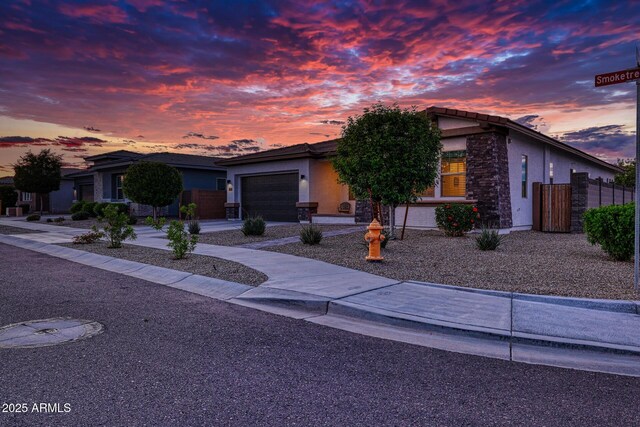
309,159 -> 350,214
49,179 -> 74,213
438,117 -> 479,130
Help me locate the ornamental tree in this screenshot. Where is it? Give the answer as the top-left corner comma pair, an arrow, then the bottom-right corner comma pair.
332,103 -> 442,237
122,161 -> 183,220
13,149 -> 62,214
614,159 -> 635,187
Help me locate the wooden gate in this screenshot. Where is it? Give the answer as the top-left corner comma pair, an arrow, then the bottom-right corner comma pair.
532,183 -> 572,233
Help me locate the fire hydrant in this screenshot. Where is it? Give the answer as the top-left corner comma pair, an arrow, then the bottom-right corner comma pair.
364,219 -> 385,261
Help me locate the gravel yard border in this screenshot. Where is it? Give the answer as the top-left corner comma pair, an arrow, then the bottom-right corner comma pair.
268,229 -> 638,301
198,224 -> 363,247
59,241 -> 267,286
0,225 -> 44,235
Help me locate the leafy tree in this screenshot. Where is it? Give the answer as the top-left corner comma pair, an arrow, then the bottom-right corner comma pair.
13,149 -> 62,214
0,186 -> 18,211
122,161 -> 183,220
615,159 -> 636,187
332,103 -> 442,237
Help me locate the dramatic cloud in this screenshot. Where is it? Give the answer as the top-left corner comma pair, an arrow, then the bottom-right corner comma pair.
0,136 -> 52,147
230,139 -> 258,145
0,0 -> 638,169
0,135 -> 106,148
559,125 -> 635,158
182,132 -> 219,140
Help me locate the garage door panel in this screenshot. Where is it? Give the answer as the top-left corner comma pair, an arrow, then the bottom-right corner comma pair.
241,173 -> 298,222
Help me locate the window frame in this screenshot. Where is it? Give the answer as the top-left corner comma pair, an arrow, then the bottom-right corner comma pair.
216,178 -> 227,191
114,174 -> 125,200
521,155 -> 528,198
440,150 -> 466,198
21,192 -> 32,202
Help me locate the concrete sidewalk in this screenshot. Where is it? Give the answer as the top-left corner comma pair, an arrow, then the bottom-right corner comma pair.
1,218 -> 640,377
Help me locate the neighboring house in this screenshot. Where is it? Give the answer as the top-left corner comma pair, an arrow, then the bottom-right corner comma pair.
218,107 -> 621,229
68,150 -> 227,217
0,169 -> 81,214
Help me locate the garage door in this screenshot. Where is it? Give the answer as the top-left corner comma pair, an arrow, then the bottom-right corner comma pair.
241,173 -> 298,221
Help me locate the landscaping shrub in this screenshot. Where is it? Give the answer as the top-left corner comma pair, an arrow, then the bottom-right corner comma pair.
84,201 -> 98,217
101,204 -> 136,248
70,200 -> 86,214
188,220 -> 201,235
583,203 -> 634,261
112,203 -> 129,215
26,214 -> 40,221
475,228 -> 504,251
71,211 -> 90,221
72,229 -> 104,244
145,216 -> 166,230
46,218 -> 53,223
435,203 -> 479,237
54,216 -> 65,223
167,220 -> 198,259
300,224 -> 323,245
0,186 -> 18,210
93,202 -> 109,218
242,215 -> 266,236
127,215 -> 138,225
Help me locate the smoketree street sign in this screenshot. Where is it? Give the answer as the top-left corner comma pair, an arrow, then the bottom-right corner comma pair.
595,51 -> 639,290
595,67 -> 640,87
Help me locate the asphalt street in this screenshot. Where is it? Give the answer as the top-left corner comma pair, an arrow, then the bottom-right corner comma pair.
1,243 -> 639,427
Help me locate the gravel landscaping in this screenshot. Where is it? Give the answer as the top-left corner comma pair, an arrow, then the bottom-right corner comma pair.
59,241 -> 267,286
198,224 -> 364,247
268,229 -> 637,300
0,225 -> 43,234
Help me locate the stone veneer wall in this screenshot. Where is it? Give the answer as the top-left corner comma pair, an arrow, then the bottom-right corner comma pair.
465,132 -> 512,228
93,172 -> 103,202
225,203 -> 240,220
354,200 -> 390,225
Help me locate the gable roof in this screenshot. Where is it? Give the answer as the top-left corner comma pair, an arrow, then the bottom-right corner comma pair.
426,106 -> 621,173
76,150 -> 225,172
217,139 -> 338,165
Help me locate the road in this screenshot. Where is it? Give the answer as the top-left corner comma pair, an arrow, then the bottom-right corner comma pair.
1,243 -> 639,426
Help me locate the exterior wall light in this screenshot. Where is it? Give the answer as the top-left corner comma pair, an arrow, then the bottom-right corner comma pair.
227,180 -> 233,191
300,174 -> 306,181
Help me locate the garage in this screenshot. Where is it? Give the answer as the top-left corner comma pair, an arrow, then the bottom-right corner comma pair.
241,173 -> 298,221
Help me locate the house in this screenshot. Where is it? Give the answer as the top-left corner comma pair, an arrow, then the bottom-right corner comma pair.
68,150 -> 227,218
0,168 -> 81,214
218,107 -> 621,229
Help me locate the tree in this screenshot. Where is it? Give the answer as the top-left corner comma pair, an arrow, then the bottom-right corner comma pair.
122,161 -> 183,220
333,103 -> 442,238
615,159 -> 636,187
0,186 -> 18,211
13,149 -> 62,214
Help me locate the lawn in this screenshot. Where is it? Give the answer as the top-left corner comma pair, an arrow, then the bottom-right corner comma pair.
267,229 -> 637,300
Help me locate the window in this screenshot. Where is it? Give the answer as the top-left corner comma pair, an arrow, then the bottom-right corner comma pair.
549,162 -> 554,184
441,150 -> 466,197
114,174 -> 124,200
216,178 -> 226,191
21,192 -> 32,202
521,155 -> 528,198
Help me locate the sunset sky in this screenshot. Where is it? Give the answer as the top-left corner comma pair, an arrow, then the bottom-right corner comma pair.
0,0 -> 638,174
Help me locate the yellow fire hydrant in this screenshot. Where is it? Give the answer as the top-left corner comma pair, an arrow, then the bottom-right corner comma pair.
364,219 -> 385,261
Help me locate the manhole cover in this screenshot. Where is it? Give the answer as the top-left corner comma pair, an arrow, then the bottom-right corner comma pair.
0,318 -> 104,349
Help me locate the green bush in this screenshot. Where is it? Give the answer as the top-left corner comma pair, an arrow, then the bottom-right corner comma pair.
54,216 -> 65,223
167,220 -> 198,259
583,203 -> 634,261
72,229 -> 104,244
475,228 -> 504,251
101,204 -> 136,248
112,203 -> 129,214
300,224 -> 323,245
26,214 -> 40,221
84,201 -> 98,217
127,215 -> 138,225
93,202 -> 109,217
435,203 -> 479,237
70,200 -> 86,214
46,218 -> 53,223
0,186 -> 18,210
71,211 -> 90,221
145,216 -> 166,230
242,215 -> 266,236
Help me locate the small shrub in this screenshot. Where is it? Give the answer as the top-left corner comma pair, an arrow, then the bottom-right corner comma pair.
71,211 -> 90,221
188,220 -> 201,235
583,203 -> 634,261
300,224 -> 323,245
26,214 -> 40,221
112,203 -> 129,215
435,203 -> 479,237
101,204 -> 136,248
127,215 -> 138,225
93,202 -> 109,217
242,215 -> 266,236
167,220 -> 198,259
475,228 -> 504,251
145,216 -> 166,230
70,201 -> 86,214
73,229 -> 104,244
54,216 -> 65,223
46,218 -> 53,223
84,201 -> 98,217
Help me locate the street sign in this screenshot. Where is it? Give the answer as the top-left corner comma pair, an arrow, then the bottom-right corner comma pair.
594,67 -> 640,87
595,53 -> 640,290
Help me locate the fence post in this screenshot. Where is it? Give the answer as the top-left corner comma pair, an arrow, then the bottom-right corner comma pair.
570,172 -> 588,233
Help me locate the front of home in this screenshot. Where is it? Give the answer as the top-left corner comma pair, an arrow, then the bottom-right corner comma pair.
68,150 -> 228,218
218,107 -> 620,230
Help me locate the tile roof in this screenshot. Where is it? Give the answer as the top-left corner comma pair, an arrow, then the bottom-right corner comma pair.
217,139 -> 338,165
